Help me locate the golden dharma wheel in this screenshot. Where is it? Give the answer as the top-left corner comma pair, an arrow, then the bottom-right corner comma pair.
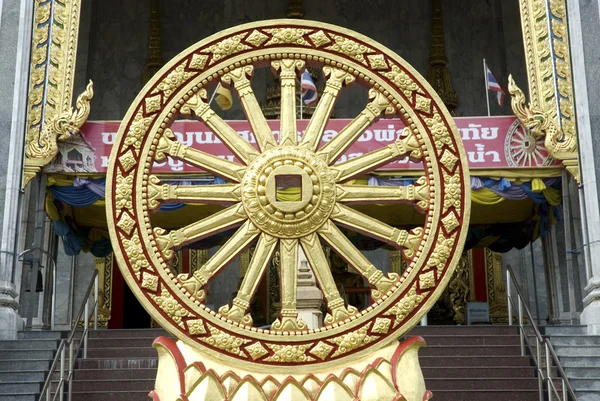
106,19 -> 470,370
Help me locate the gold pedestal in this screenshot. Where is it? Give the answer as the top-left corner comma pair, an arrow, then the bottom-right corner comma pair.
150,336 -> 431,401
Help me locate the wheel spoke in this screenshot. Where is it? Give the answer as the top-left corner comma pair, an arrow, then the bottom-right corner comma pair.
219,233 -> 278,325
180,89 -> 260,164
155,128 -> 245,182
336,176 -> 428,211
514,150 -> 526,165
271,59 -> 305,146
221,66 -> 277,152
271,238 -> 307,331
176,220 -> 260,303
331,129 -> 422,182
318,220 -> 399,301
300,67 -> 355,151
153,203 -> 246,260
299,234 -> 359,324
146,175 -> 241,210
317,89 -> 394,164
330,204 -> 423,256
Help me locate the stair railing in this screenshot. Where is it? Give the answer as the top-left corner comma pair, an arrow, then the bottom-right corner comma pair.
506,264 -> 578,401
39,269 -> 99,401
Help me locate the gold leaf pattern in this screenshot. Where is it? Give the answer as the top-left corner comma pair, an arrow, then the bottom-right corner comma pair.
189,53 -> 209,70
427,232 -> 457,273
118,150 -> 137,173
443,172 -> 462,214
309,341 -> 334,360
326,34 -> 374,64
382,63 -> 420,99
187,319 -> 207,335
141,271 -> 159,291
264,343 -> 315,363
202,324 -> 250,357
440,149 -> 458,172
414,94 -> 432,114
115,169 -> 133,211
441,211 -> 460,233
419,271 -> 436,290
330,323 -> 378,357
155,63 -> 195,99
144,94 -> 162,114
385,284 -> 426,328
308,30 -> 331,47
116,211 -> 136,235
121,231 -> 151,277
124,110 -> 153,151
209,33 -> 251,65
367,54 -> 388,70
264,28 -> 312,46
423,111 -> 453,155
246,30 -> 269,47
371,318 -> 392,334
150,289 -> 192,327
245,342 -> 269,360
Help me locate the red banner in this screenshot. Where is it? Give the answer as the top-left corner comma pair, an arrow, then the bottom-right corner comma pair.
48,116 -> 557,174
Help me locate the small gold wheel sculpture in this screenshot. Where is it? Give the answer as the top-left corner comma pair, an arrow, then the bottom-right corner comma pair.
107,20 -> 470,369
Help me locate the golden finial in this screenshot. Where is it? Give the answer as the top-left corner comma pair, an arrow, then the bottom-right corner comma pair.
426,0 -> 458,112
286,0 -> 305,18
143,0 -> 163,84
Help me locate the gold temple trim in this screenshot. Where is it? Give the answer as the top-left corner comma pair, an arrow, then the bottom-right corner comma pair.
23,0 -> 92,189
511,0 -> 579,183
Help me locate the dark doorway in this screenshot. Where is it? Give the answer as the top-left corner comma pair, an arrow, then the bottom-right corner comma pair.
122,284 -> 151,328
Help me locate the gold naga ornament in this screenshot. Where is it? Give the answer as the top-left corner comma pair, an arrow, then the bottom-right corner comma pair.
106,20 -> 471,401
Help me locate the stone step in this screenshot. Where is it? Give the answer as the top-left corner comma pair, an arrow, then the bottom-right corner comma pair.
85,329 -> 167,339
564,367 -> 600,379
77,357 -> 159,370
0,359 -> 51,371
547,335 -> 600,346
0,349 -> 55,360
543,326 -> 587,336
66,388 -> 549,401
0,370 -> 46,382
413,335 -> 521,346
73,368 -> 157,380
425,377 -> 540,390
85,347 -> 157,358
554,346 -> 600,357
17,330 -> 65,340
0,339 -> 60,350
571,379 -> 600,391
86,337 -> 158,348
70,391 -> 150,401
62,377 -> 552,395
63,379 -> 154,392
424,389 -> 540,401
422,366 -> 535,378
420,345 -> 522,356
419,356 -> 531,367
409,326 -> 519,336
577,391 -> 600,401
0,394 -> 37,401
0,382 -> 41,394
558,356 -> 600,368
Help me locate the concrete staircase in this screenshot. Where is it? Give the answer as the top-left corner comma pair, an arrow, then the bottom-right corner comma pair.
0,331 -> 63,401
545,325 -> 600,401
54,326 -> 549,401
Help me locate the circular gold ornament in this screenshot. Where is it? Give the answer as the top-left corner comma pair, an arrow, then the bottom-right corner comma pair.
106,19 -> 470,370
